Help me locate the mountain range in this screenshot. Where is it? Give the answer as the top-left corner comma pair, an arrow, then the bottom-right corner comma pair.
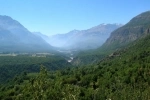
0,15 -> 123,52
0,15 -> 53,52
72,11 -> 150,65
1,11 -> 149,54
44,24 -> 122,50
1,11 -> 150,99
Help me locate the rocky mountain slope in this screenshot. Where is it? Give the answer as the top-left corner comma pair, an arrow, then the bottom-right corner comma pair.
103,11 -> 150,50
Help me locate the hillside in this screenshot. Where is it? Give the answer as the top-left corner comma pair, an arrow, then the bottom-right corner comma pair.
1,28 -> 150,100
103,11 -> 150,50
72,11 -> 150,65
0,15 -> 53,52
47,24 -> 122,50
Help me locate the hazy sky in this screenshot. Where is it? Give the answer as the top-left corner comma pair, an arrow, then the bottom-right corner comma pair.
0,0 -> 150,35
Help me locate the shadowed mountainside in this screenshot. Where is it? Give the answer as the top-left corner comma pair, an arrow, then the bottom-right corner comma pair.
0,15 -> 53,52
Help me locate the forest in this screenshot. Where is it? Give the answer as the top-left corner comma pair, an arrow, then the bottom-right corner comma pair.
1,34 -> 150,100
0,55 -> 72,84
1,11 -> 150,100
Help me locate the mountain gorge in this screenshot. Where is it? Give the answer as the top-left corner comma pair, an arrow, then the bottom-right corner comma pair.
0,15 -> 53,52
47,24 -> 122,50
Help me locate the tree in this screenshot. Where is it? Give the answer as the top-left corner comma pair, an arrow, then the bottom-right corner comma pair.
22,65 -> 49,100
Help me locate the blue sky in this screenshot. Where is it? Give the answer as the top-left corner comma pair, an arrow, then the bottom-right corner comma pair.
0,0 -> 150,35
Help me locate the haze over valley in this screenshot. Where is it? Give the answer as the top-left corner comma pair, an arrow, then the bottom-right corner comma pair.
0,0 -> 150,99
46,23 -> 122,50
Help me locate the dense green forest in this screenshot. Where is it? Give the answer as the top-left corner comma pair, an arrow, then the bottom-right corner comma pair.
1,34 -> 150,100
1,11 -> 150,100
0,55 -> 72,84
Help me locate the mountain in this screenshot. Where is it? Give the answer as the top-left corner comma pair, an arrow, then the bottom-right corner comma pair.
1,11 -> 150,100
102,11 -> 150,50
32,32 -> 50,42
1,30 -> 150,100
0,15 -> 53,52
48,24 -> 122,50
48,30 -> 80,48
72,11 -> 150,65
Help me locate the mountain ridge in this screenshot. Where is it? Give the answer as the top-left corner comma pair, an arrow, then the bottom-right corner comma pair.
72,11 -> 150,66
0,15 -> 53,52
46,23 -> 122,50
103,11 -> 150,50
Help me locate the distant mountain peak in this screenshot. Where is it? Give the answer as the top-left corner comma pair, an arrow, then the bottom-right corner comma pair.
0,15 -> 25,30
68,29 -> 80,34
0,15 -> 12,20
0,15 -> 53,52
100,23 -> 107,25
47,23 -> 122,50
88,23 -> 123,33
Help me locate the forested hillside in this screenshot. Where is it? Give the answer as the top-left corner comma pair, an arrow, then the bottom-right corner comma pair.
1,29 -> 150,100
0,8 -> 150,100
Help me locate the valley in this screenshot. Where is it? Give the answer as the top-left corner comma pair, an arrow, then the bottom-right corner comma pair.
57,49 -> 76,62
0,8 -> 150,100
0,52 -> 54,57
45,24 -> 122,50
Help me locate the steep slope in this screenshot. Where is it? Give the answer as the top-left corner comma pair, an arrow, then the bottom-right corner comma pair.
32,32 -> 50,43
0,15 -> 53,52
73,11 -> 150,65
48,30 -> 80,48
103,11 -> 150,50
48,24 -> 122,50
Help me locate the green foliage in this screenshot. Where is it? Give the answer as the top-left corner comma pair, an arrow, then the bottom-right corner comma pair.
21,65 -> 49,100
0,55 -> 72,83
1,32 -> 150,99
